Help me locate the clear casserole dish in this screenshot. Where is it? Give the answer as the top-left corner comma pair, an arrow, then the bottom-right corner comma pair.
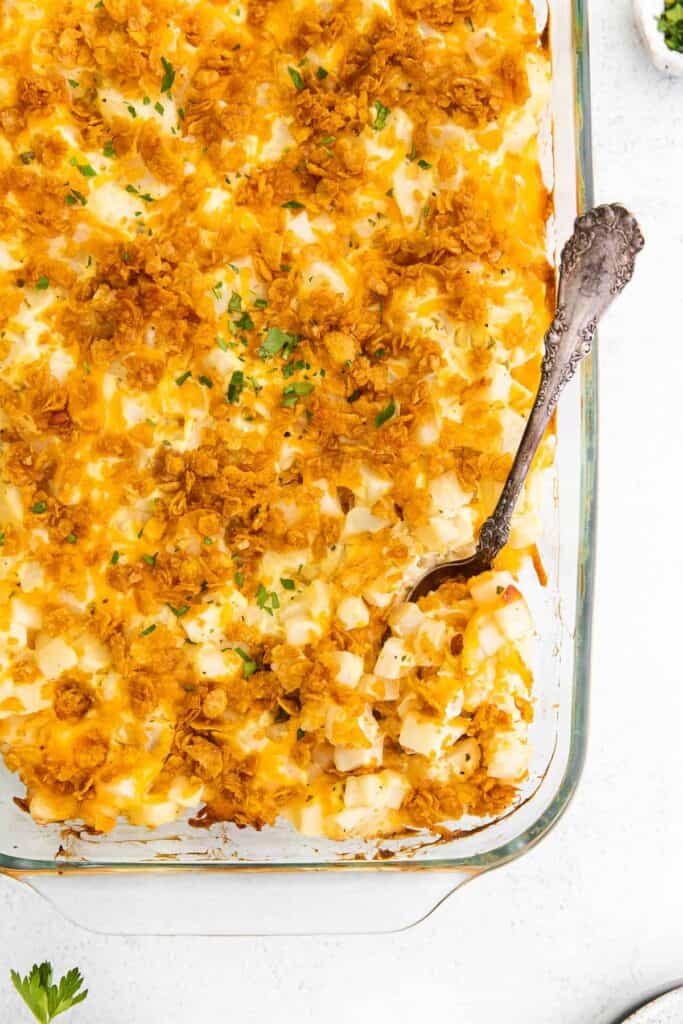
0,0 -> 595,934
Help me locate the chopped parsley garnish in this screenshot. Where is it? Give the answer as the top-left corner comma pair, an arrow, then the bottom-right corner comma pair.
143,96 -> 151,105
407,142 -> 417,161
142,552 -> 158,566
235,647 -> 258,678
234,570 -> 244,586
347,388 -> 362,403
140,624 -> 157,636
418,158 -> 432,170
0,532 -> 5,546
31,501 -> 47,514
233,310 -> 254,332
228,290 -> 242,312
281,200 -> 305,209
256,583 -> 280,615
227,370 -> 245,404
65,188 -> 87,206
19,151 -> 35,164
65,533 -> 77,544
175,370 -> 192,386
296,727 -> 306,740
282,380 -> 314,407
167,603 -> 190,617
287,66 -> 305,90
103,139 -> 116,157
210,281 -> 223,300
198,374 -> 213,388
71,157 -> 97,177
375,398 -> 396,427
659,1 -> 683,50
111,550 -> 120,564
154,101 -> 164,115
372,100 -> 390,131
67,78 -> 80,87
253,298 -> 268,309
35,275 -> 49,290
280,578 -> 295,590
283,358 -> 307,378
125,184 -> 154,202
126,104 -> 137,118
216,335 -> 228,351
320,135 -> 336,145
161,56 -> 176,93
259,326 -> 300,359
386,187 -> 394,198
316,66 -> 328,79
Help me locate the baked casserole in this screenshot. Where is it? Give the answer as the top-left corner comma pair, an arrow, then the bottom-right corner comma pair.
0,0 -> 554,839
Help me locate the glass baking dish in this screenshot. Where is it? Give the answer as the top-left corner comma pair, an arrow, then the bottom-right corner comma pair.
0,0 -> 595,935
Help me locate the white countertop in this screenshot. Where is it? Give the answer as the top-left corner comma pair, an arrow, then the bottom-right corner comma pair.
2,3 -> 682,1021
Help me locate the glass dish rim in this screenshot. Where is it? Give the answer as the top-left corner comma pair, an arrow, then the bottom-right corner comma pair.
0,0 -> 595,876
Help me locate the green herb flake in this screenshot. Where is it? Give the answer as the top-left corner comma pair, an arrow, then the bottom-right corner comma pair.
103,139 -> 116,157
372,99 -> 390,131
282,380 -> 314,407
253,298 -> 268,309
175,370 -> 192,386
227,290 -> 242,313
67,78 -> 80,88
418,158 -> 432,170
406,142 -> 417,162
168,603 -> 190,617
216,335 -> 229,352
375,398 -> 396,428
35,275 -> 49,290
227,369 -> 245,404
316,66 -> 328,79
0,532 -> 5,547
161,56 -> 176,93
65,533 -> 77,544
198,374 -> 213,388
11,962 -> 88,1024
259,326 -> 300,359
127,104 -> 137,118
143,96 -> 151,105
232,310 -> 254,332
154,101 -> 164,115
140,624 -> 157,636
235,646 -> 258,678
658,0 -> 683,51
65,188 -> 87,206
71,157 -> 97,177
19,150 -> 35,164
142,552 -> 158,567
287,65 -> 305,90
281,199 -> 305,209
31,501 -> 47,514
111,550 -> 120,564
347,387 -> 362,404
234,570 -> 244,587
256,583 -> 279,615
280,577 -> 295,590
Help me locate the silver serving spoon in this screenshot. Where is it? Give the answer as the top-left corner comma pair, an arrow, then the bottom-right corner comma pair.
409,203 -> 644,601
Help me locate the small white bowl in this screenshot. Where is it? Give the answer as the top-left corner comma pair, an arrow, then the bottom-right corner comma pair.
634,0 -> 683,75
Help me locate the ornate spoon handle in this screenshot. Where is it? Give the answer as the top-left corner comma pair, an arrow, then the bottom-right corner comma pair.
476,203 -> 644,563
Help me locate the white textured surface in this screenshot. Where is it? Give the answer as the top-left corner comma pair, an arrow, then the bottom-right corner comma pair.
1,3 -> 683,1021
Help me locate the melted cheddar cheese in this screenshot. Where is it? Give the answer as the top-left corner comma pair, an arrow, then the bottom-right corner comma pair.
0,0 -> 553,838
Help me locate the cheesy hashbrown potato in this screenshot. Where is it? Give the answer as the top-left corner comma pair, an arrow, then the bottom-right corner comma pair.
0,0 -> 554,839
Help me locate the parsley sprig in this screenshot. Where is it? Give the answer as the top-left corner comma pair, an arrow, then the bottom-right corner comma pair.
11,962 -> 88,1023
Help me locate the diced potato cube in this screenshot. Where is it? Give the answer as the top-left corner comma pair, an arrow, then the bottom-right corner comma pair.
374,637 -> 413,679
493,599 -> 533,641
389,602 -> 425,637
336,596 -> 370,630
469,571 -> 515,606
344,770 -> 409,810
35,637 -> 78,679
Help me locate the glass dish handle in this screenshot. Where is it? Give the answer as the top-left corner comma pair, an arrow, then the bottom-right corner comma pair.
20,870 -> 472,936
